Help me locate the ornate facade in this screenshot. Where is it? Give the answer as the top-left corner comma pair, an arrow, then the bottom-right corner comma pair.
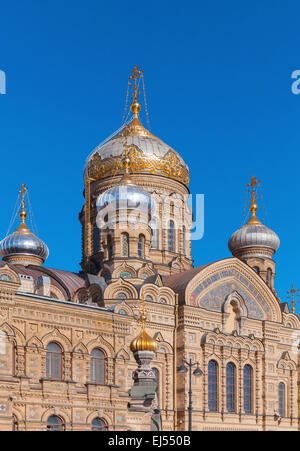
0,67 -> 299,431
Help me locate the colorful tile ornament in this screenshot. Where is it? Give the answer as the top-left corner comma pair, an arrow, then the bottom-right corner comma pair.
190,269 -> 270,320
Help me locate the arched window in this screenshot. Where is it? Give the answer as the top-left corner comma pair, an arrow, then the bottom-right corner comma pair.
107,235 -> 113,259
266,268 -> 272,287
208,360 -> 218,412
122,233 -> 129,257
93,224 -> 100,254
253,266 -> 260,275
91,417 -> 107,431
90,348 -> 105,384
168,220 -> 175,252
244,364 -> 252,414
226,362 -> 236,412
182,226 -> 186,255
151,218 -> 159,249
46,342 -> 62,380
279,382 -> 286,417
47,415 -> 65,431
152,367 -> 160,403
138,234 -> 145,258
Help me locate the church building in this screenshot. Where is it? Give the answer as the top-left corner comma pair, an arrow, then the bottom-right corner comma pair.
0,67 -> 298,431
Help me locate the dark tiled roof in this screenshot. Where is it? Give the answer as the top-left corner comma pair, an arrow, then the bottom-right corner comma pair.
163,263 -> 213,303
0,261 -> 85,300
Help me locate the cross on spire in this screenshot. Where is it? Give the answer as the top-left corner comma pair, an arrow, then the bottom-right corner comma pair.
129,65 -> 143,102
245,175 -> 262,225
19,183 -> 28,223
247,175 -> 260,206
287,284 -> 299,314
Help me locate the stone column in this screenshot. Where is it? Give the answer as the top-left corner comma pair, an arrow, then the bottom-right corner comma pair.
15,346 -> 25,377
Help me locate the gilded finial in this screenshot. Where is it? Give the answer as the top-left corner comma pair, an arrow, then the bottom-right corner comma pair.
287,284 -> 299,314
119,145 -> 135,185
130,294 -> 158,353
19,183 -> 28,224
246,175 -> 262,226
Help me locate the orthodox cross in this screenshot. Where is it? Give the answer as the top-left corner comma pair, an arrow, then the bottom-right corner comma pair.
287,284 -> 299,314
129,65 -> 143,101
19,183 -> 28,223
19,183 -> 27,209
247,175 -> 260,206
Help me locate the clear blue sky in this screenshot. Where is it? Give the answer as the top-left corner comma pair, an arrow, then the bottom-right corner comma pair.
1,0 -> 300,308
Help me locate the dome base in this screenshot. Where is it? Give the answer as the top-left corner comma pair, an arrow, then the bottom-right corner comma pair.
3,254 -> 44,266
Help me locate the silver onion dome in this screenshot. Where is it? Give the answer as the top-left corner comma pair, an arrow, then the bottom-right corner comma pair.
0,184 -> 49,265
228,223 -> 280,258
97,184 -> 155,215
0,228 -> 49,262
228,202 -> 280,259
96,155 -> 156,226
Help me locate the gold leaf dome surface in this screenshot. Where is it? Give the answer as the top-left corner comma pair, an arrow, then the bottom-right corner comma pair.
130,315 -> 158,353
130,328 -> 158,353
85,105 -> 189,186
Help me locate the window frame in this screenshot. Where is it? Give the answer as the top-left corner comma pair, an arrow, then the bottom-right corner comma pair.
168,220 -> 175,252
91,417 -> 107,431
46,342 -> 62,381
90,348 -> 106,385
138,234 -> 145,258
46,415 -> 65,431
243,364 -> 253,414
208,360 -> 218,412
226,362 -> 236,413
278,382 -> 286,418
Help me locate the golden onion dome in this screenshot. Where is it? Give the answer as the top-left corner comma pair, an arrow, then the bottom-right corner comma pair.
84,97 -> 189,186
130,315 -> 158,353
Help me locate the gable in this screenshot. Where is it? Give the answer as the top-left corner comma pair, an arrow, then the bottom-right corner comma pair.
185,258 -> 282,323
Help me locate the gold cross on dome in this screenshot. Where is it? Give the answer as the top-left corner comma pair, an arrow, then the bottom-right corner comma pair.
247,175 -> 260,205
129,65 -> 143,101
287,284 -> 299,314
19,183 -> 27,206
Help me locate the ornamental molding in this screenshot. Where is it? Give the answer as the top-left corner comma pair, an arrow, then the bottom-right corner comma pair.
72,341 -> 88,354
26,335 -> 43,348
104,277 -> 138,300
86,144 -> 189,186
201,329 -> 264,352
85,334 -> 114,356
41,328 -> 72,351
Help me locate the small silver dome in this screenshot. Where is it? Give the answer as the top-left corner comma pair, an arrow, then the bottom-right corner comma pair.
229,223 -> 280,259
96,184 -> 156,216
0,224 -> 49,263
